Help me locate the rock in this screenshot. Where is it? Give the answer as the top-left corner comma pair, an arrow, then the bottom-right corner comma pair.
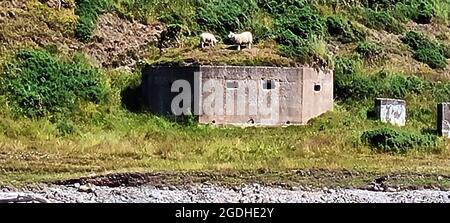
73,183 -> 80,188
149,192 -> 162,200
438,176 -> 444,181
0,193 -> 50,203
78,183 -> 95,193
384,187 -> 397,192
168,185 -> 177,191
326,189 -> 336,194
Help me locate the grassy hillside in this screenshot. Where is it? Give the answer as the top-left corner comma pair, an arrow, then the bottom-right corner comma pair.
2,0 -> 450,186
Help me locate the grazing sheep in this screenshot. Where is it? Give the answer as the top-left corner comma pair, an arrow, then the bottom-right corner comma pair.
200,32 -> 218,49
228,31 -> 253,51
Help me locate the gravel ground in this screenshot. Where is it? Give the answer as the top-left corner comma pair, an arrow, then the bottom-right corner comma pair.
2,183 -> 450,203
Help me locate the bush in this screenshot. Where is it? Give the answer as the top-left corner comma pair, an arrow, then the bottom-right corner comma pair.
1,50 -> 108,118
362,9 -> 404,34
365,0 -> 435,24
272,2 -> 328,63
414,47 -> 448,69
361,127 -> 439,153
326,15 -> 364,43
196,0 -> 259,37
334,57 -> 428,101
402,31 -> 448,69
415,0 -> 435,24
432,81 -> 450,102
401,31 -> 440,51
384,73 -> 427,97
75,0 -> 111,42
356,41 -> 382,61
362,0 -> 405,9
257,0 -> 307,15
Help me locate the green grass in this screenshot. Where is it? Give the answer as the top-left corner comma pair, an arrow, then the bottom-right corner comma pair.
2,101 -> 450,186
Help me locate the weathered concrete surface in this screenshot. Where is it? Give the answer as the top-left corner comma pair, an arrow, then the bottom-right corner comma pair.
199,66 -> 303,125
142,65 -> 333,126
375,98 -> 406,126
437,103 -> 450,137
301,68 -> 334,124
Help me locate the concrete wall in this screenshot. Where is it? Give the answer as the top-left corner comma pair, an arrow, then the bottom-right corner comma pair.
141,65 -> 334,126
437,103 -> 450,137
198,66 -> 303,125
301,68 -> 334,124
375,98 -> 406,126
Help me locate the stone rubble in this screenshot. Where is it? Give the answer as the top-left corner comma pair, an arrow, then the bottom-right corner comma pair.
1,184 -> 450,203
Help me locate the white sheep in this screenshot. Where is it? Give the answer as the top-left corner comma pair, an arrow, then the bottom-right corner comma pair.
228,31 -> 253,51
200,32 -> 218,49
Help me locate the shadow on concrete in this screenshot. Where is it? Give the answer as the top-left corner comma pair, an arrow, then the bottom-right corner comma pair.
225,45 -> 239,50
120,79 -> 199,126
366,107 -> 378,120
121,83 -> 145,113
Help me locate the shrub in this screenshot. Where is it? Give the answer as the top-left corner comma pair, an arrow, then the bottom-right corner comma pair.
334,56 -> 428,101
257,0 -> 307,15
196,0 -> 259,37
326,15 -> 364,43
362,9 -> 404,34
414,47 -> 448,69
356,41 -> 382,61
432,81 -> 450,102
361,127 -> 439,153
415,0 -> 435,24
75,0 -> 111,42
384,74 -> 427,97
1,50 -> 108,118
274,4 -> 325,39
387,0 -> 435,23
334,56 -> 379,101
272,2 -> 328,63
402,31 -> 436,50
362,0 -> 405,9
401,31 -> 448,69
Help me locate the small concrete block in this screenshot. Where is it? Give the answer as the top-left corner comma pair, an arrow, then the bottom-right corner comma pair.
375,98 -> 406,126
437,103 -> 450,137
